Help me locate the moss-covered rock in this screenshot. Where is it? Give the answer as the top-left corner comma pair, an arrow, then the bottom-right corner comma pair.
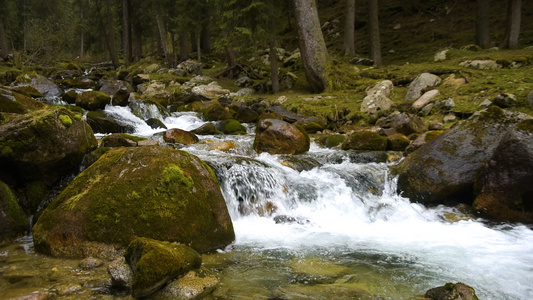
235,106 -> 259,123
86,110 -> 135,134
0,106 -> 97,188
0,180 -> 28,242
163,128 -> 199,144
146,118 -> 167,129
125,237 -> 202,298
101,133 -> 147,148
62,90 -> 78,105
342,131 -> 387,151
0,88 -> 46,114
32,146 -> 235,258
57,78 -> 97,90
376,112 -> 427,136
386,133 -> 410,151
217,119 -> 247,135
129,100 -> 170,120
315,134 -> 346,148
76,91 -> 111,110
424,282 -> 479,300
202,101 -> 234,121
254,119 -> 310,155
391,107 -> 531,205
27,74 -> 63,98
11,86 -> 43,98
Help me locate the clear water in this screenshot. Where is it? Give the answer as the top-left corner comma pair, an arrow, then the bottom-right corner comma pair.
2,103 -> 532,299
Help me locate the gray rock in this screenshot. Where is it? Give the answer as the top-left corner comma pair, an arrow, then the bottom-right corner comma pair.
79,257 -> 103,270
376,111 -> 427,136
443,114 -> 457,123
478,99 -> 492,109
235,76 -> 253,87
191,83 -> 230,100
441,98 -> 455,110
177,60 -> 203,75
111,88 -> 130,106
235,88 -> 255,97
459,60 -> 501,70
419,103 -> 435,116
99,80 -> 134,97
108,256 -> 133,289
412,89 -> 440,110
283,52 -> 301,67
360,80 -> 394,122
28,75 -> 63,98
405,73 -> 441,101
434,49 -> 449,62
138,81 -> 171,100
493,93 -> 518,108
428,122 -> 444,130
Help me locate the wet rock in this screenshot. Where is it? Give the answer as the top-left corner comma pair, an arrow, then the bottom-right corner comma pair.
111,88 -> 130,106
424,282 -> 479,300
151,271 -> 218,300
76,91 -> 111,110
0,181 -> 28,241
342,131 -> 387,151
360,80 -> 394,122
315,134 -> 346,148
210,141 -> 236,152
268,105 -> 304,123
146,118 -> 167,129
125,237 -> 202,298
273,215 -> 309,225
391,107 -> 531,205
79,257 -> 103,270
387,133 -> 410,151
129,100 -> 171,120
192,123 -> 219,135
202,101 -> 234,121
62,90 -> 78,105
0,107 -> 97,187
459,60 -> 501,70
28,74 -> 63,98
412,89 -> 440,110
473,125 -> 533,223
254,119 -> 310,155
405,73 -> 441,102
101,133 -> 146,147
57,78 -> 96,90
217,119 -> 247,135
235,106 -> 259,123
404,130 -> 443,155
11,86 -> 43,98
164,128 -> 199,144
376,112 -> 427,136
32,146 -> 235,257
492,93 -> 518,108
86,110 -> 135,134
108,256 -> 133,289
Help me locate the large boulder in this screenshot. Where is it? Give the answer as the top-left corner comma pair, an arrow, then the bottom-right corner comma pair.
341,131 -> 387,151
217,119 -> 247,135
163,128 -> 199,144
32,146 -> 235,258
138,81 -> 171,102
391,107 -> 531,205
0,180 -> 28,242
28,74 -> 63,98
99,80 -> 134,97
86,110 -> 135,134
125,237 -> 202,298
76,91 -> 111,110
405,73 -> 441,102
377,112 -> 427,136
473,122 -> 533,223
0,88 -> 46,114
360,80 -> 394,122
254,119 -> 310,155
0,106 -> 97,187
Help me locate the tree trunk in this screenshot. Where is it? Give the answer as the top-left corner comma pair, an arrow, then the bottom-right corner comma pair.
196,26 -> 202,62
292,0 -> 328,93
343,0 -> 356,56
0,19 -> 10,61
476,0 -> 490,48
224,46 -> 237,79
269,9 -> 279,93
105,0 -> 119,68
79,0 -> 84,61
200,8 -> 211,54
155,2 -> 174,67
179,33 -> 190,62
368,0 -> 382,67
502,0 -> 521,49
133,25 -> 142,61
122,0 -> 131,66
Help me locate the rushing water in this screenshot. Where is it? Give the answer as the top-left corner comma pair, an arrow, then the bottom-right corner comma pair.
2,103 -> 533,299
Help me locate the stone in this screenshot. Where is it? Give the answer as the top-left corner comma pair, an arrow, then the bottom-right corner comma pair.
101,133 -> 146,147
235,76 -> 253,87
235,88 -> 255,97
62,90 -> 78,105
404,131 -> 443,155
108,256 -> 133,289
0,88 -> 45,114
440,98 -> 455,110
459,60 -> 501,70
419,103 -> 435,116
151,271 -> 218,300
442,74 -> 466,87
434,49 -> 449,62
146,118 -> 167,129
428,122 -> 444,130
28,75 -> 63,98
412,89 -> 440,110
129,100 -> 171,120
76,91 -> 111,110
425,282 -> 479,300
57,78 -> 96,90
376,112 -> 427,136
315,134 -> 346,148
493,93 -> 518,108
0,180 -> 28,242
139,81 -> 171,101
274,95 -> 287,105
405,73 -> 442,101
202,102 -> 234,121
283,52 -> 301,67
235,106 -> 259,123
177,60 -> 203,75
527,90 -> 533,109
144,63 -> 161,74
342,131 -> 387,151
361,80 -> 394,122
254,119 -> 310,155
191,83 -> 230,100
210,141 -> 237,152
32,146 -> 235,257
391,107 -> 531,205
387,133 -> 410,151
478,99 -> 492,109
191,123 -> 219,135
112,88 -> 130,106
98,80 -> 134,97
349,57 -> 374,66
78,257 -> 103,270
86,110 -> 135,134
217,119 -> 247,135
125,237 -> 202,298
163,128 -> 199,144
443,114 -> 456,123
473,125 -> 533,223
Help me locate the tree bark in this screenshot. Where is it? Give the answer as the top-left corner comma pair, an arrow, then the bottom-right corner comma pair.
105,0 -> 119,68
292,0 -> 328,93
79,0 -> 84,61
133,25 -> 142,61
368,0 -> 382,67
154,2 -> 174,67
196,27 -> 202,62
122,0 -> 131,66
343,0 -> 356,56
502,0 -> 521,49
476,0 -> 490,48
179,33 -> 190,62
0,19 -> 10,61
269,4 -> 279,94
200,8 -> 211,54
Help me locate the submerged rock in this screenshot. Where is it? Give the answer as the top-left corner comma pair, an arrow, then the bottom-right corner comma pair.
424,282 -> 479,300
108,256 -> 133,289
32,146 -> 234,257
86,110 -> 135,134
254,119 -> 310,155
125,237 -> 202,298
151,271 -> 218,300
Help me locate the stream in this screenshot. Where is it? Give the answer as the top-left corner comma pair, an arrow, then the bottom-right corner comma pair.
1,101 -> 533,299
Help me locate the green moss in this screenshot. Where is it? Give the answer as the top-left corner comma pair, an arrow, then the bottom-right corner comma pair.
316,134 -> 346,148
220,119 -> 246,134
101,133 -> 147,144
0,181 -> 28,239
517,119 -> 533,133
387,134 -> 410,151
342,131 -> 387,151
59,114 -> 72,127
23,181 -> 49,214
158,164 -> 194,208
425,130 -> 444,142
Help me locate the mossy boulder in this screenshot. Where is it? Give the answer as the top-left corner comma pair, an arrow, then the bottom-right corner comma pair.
235,106 -> 259,123
254,119 -> 310,155
86,110 -> 135,134
473,129 -> 533,223
101,133 -> 147,148
376,112 -> 427,136
146,118 -> 167,129
0,180 -> 28,242
125,237 -> 202,298
62,90 -> 78,104
151,270 -> 218,300
99,80 -> 135,97
76,91 -> 111,110
191,123 -> 220,135
424,282 -> 478,300
386,133 -> 410,151
129,100 -> 170,120
57,78 -> 97,90
202,101 -> 234,121
28,74 -> 63,98
11,86 -> 43,98
217,119 -> 247,135
0,106 -> 97,188
163,128 -> 199,144
391,107 -> 532,205
0,88 -> 46,114
342,131 -> 387,151
32,146 -> 235,257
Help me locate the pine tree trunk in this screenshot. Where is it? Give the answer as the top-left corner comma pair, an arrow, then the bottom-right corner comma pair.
155,2 -> 174,67
79,0 -> 84,61
476,0 -> 490,48
122,0 -> 131,66
179,33 -> 190,62
343,0 -> 356,56
196,27 -> 202,62
0,19 -> 10,61
133,25 -> 142,61
200,8 -> 211,54
106,0 -> 119,68
292,0 -> 328,93
269,24 -> 279,93
502,0 -> 521,49
368,0 -> 382,67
